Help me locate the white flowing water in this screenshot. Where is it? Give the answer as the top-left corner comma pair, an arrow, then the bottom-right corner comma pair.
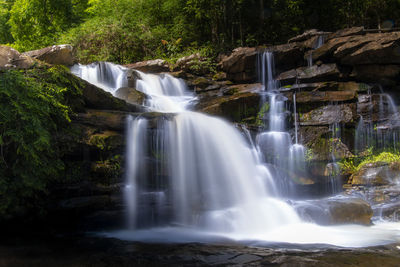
72,62 -> 400,248
71,62 -> 128,94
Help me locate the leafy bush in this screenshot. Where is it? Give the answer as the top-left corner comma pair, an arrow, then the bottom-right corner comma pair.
0,67 -> 81,220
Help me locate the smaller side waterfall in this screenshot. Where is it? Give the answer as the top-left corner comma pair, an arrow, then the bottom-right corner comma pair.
71,62 -> 128,94
307,35 -> 325,67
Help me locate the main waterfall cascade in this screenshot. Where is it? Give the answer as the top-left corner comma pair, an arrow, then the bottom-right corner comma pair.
72,61 -> 400,247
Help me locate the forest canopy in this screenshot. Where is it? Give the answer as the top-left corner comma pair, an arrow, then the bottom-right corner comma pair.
1,0 -> 400,63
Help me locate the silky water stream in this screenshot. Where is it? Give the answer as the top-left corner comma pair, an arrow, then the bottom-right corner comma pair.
72,61 -> 400,248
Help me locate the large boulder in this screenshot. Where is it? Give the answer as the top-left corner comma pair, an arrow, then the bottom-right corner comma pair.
300,103 -> 356,126
295,197 -> 373,225
23,44 -> 75,66
0,45 -> 35,69
114,87 -> 146,106
125,59 -> 170,73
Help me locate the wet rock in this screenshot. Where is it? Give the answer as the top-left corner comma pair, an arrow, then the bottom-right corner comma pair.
23,44 -> 75,66
277,63 -> 341,85
351,65 -> 400,86
295,197 -> 373,225
296,90 -> 357,104
350,161 -> 400,186
220,47 -> 258,82
124,59 -> 170,73
357,93 -> 397,122
75,109 -> 131,131
308,137 -> 353,161
271,43 -> 306,72
196,92 -> 260,122
80,79 -> 144,112
313,32 -> 400,65
114,87 -> 146,105
300,103 -> 357,126
0,45 -> 35,69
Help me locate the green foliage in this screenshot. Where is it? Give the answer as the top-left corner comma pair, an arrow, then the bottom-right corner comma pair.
0,67 -> 81,220
356,152 -> 400,170
7,0 -> 88,51
339,151 -> 400,175
0,0 -> 14,44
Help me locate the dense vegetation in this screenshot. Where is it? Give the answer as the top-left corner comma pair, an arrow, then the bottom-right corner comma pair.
0,66 -> 82,220
1,0 -> 400,63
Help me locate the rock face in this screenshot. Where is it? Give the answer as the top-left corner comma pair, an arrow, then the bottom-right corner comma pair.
0,45 -> 35,69
277,63 -> 341,85
313,32 -> 400,65
23,44 -> 75,66
220,47 -> 258,83
295,198 -> 373,225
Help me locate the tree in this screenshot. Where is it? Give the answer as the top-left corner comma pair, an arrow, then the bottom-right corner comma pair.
8,0 -> 87,51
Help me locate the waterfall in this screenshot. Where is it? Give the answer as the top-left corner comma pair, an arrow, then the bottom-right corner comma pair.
72,61 -> 400,248
307,35 -> 325,67
256,52 -> 307,194
71,62 -> 128,94
69,59 -> 301,232
355,89 -> 400,154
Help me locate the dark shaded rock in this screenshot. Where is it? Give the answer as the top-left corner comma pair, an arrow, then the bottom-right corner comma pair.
81,79 -> 144,112
124,59 -> 170,73
75,109 -> 132,131
58,195 -> 110,211
114,87 -> 146,105
351,65 -> 400,86
271,43 -> 306,73
350,161 -> 400,186
296,91 -> 357,105
23,44 -> 75,66
220,47 -> 258,83
288,29 -> 321,43
0,45 -> 36,69
300,104 -> 356,126
277,64 -> 341,85
295,197 -> 373,225
196,92 -> 260,122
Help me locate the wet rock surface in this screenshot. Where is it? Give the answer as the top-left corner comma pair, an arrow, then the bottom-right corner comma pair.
295,197 -> 373,225
1,236 -> 400,267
